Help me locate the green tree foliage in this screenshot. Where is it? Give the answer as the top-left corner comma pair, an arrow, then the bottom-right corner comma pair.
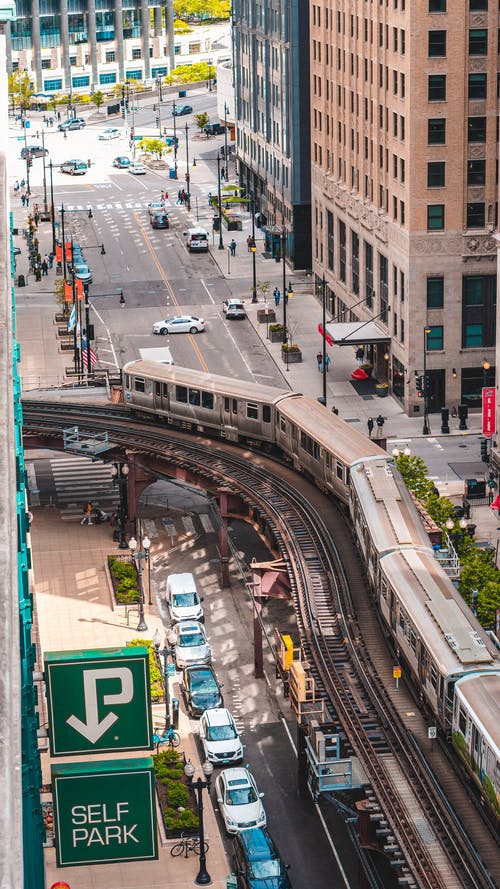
137,137 -> 165,159
165,62 -> 215,86
194,111 -> 208,131
173,0 -> 230,20
8,70 -> 34,111
93,90 -> 105,112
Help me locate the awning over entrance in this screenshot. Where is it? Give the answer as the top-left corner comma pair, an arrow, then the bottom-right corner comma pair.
325,321 -> 391,346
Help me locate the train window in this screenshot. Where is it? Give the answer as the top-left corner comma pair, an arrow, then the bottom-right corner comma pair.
380,579 -> 388,599
399,609 -> 405,630
125,374 -> 130,388
163,383 -> 168,397
155,382 -> 161,396
232,399 -> 237,414
430,663 -> 438,689
189,388 -> 200,406
134,377 -> 145,393
280,415 -> 286,433
224,397 -> 230,412
263,405 -> 271,423
346,468 -> 350,485
458,707 -> 467,735
175,386 -> 188,403
326,452 -> 331,468
409,629 -> 417,652
247,402 -> 259,420
201,391 -> 214,410
336,461 -> 343,480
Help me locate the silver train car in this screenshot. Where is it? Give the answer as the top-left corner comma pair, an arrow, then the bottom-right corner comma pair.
452,672 -> 500,811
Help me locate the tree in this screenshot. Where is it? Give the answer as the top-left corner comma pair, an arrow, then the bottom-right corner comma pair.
8,70 -> 33,113
174,0 -> 230,19
194,112 -> 208,132
137,138 -> 165,160
93,90 -> 105,113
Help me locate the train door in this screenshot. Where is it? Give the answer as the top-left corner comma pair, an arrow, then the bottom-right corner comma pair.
153,380 -> 162,411
389,589 -> 397,631
223,396 -> 239,441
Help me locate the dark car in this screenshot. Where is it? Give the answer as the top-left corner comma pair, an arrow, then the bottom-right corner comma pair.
173,104 -> 193,116
151,212 -> 169,229
21,145 -> 48,159
58,117 -> 86,131
233,829 -> 291,889
204,122 -> 226,136
181,664 -> 223,718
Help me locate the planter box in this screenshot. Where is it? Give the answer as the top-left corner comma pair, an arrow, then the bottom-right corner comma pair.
281,350 -> 302,364
257,309 -> 276,324
376,387 -> 389,398
270,329 -> 284,343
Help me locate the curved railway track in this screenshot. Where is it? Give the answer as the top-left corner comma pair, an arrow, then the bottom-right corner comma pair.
22,401 -> 499,889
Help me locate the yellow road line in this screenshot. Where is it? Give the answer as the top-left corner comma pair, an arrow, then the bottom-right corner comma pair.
133,211 -> 209,372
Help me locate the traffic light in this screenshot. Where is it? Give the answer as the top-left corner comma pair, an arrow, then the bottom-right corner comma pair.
416,375 -> 423,397
480,439 -> 488,462
121,107 -> 125,119
424,373 -> 430,393
27,156 -> 33,168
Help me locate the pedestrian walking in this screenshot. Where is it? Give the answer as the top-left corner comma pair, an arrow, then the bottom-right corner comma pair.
43,253 -> 49,265
57,111 -> 61,121
34,212 -> 40,227
63,129 -> 67,139
316,352 -> 323,372
14,180 -> 19,194
376,414 -> 385,438
41,259 -> 48,276
160,190 -> 166,203
229,239 -> 237,256
21,193 -> 26,207
273,287 -> 280,306
25,194 -> 30,207
247,235 -> 253,252
20,178 -> 25,188
176,189 -> 182,205
367,417 -> 374,438
208,192 -> 212,206
48,252 -> 54,269
324,354 -> 330,372
81,500 -> 93,526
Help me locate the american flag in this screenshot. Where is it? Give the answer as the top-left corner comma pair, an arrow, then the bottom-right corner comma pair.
81,337 -> 98,368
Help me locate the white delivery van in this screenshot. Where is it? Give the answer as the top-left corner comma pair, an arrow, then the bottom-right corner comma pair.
187,227 -> 209,252
166,572 -> 204,623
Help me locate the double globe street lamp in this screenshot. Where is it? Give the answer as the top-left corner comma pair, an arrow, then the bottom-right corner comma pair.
184,760 -> 214,885
128,534 -> 150,632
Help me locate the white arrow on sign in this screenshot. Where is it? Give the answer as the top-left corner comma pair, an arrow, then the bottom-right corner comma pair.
66,667 -> 134,743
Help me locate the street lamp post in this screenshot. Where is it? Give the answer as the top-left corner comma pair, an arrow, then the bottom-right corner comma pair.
423,327 -> 431,436
184,122 -> 191,211
216,153 -> 224,250
282,227 -> 288,345
172,101 -> 178,178
250,198 -> 257,303
320,277 -> 327,405
111,462 -> 129,549
49,160 -> 56,255
223,101 -> 229,179
153,629 -> 171,728
128,534 -> 150,632
82,285 -> 123,380
184,760 -> 214,885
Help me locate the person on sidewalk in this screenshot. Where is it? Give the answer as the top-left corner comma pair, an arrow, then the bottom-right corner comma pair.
229,239 -> 237,256
316,352 -> 323,372
81,501 -> 93,525
21,193 -> 26,207
14,180 -> 19,194
274,287 -> 280,306
247,235 -> 253,252
324,354 -> 330,371
48,252 -> 54,269
376,414 -> 385,438
367,417 -> 374,438
41,259 -> 48,276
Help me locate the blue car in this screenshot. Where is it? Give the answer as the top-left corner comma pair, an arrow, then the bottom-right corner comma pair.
113,156 -> 131,168
232,829 -> 292,888
181,664 -> 223,718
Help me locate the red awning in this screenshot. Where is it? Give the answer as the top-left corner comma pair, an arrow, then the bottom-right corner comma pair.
489,495 -> 500,510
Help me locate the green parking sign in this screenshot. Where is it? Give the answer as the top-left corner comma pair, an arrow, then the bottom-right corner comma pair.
52,758 -> 158,866
45,647 -> 153,756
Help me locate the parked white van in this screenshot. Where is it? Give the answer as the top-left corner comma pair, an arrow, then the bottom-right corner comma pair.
186,227 -> 209,252
166,573 -> 204,623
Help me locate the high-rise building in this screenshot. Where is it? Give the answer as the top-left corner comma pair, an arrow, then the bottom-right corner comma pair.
311,1 -> 497,417
7,0 -> 175,93
232,0 -> 311,269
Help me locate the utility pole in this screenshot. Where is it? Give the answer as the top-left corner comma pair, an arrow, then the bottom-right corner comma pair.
184,122 -> 191,211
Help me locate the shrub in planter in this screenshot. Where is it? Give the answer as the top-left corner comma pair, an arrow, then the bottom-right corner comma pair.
166,781 -> 189,809
126,638 -> 163,702
269,323 -> 284,333
281,343 -> 301,353
108,556 -> 140,604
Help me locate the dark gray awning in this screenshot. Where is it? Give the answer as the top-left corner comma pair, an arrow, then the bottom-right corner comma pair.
325,321 -> 391,346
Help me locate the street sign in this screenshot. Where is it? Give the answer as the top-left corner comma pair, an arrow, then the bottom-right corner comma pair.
482,387 -> 496,436
45,647 -> 153,756
428,726 -> 437,739
52,758 -> 158,867
393,666 -> 402,679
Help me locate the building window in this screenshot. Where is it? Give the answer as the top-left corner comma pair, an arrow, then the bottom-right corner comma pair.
428,30 -> 446,57
72,75 -> 89,87
351,230 -> 359,294
464,324 -> 483,347
126,69 -> 142,80
468,73 -> 487,99
427,205 -> 445,230
467,160 -> 486,186
470,0 -> 487,8
428,118 -> 446,144
99,71 -> 116,84
428,75 -> 446,101
105,50 -> 115,62
427,277 -> 444,308
365,241 -> 373,308
427,162 -> 445,187
132,48 -> 141,60
466,202 -> 485,227
429,0 -> 446,9
339,221 -> 346,283
327,211 -> 334,271
469,29 -> 488,55
44,78 -> 62,91
69,56 -> 77,65
379,253 -> 388,322
468,116 -> 486,142
41,58 -> 52,69
426,326 -> 443,349
464,276 -> 483,305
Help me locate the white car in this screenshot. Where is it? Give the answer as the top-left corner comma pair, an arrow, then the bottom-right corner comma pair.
152,315 -> 206,335
166,573 -> 203,623
99,128 -> 120,140
173,620 -> 211,669
148,200 -> 166,218
223,299 -> 246,320
129,162 -> 146,175
215,767 -> 266,834
199,708 -> 243,765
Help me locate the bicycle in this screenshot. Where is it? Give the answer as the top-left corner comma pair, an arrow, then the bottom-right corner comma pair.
152,722 -> 180,751
170,834 -> 209,858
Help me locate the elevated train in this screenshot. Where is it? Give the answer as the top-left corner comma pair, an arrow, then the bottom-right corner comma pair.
123,361 -> 500,811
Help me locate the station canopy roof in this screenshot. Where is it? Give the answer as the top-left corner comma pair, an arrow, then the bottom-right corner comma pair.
325,320 -> 391,346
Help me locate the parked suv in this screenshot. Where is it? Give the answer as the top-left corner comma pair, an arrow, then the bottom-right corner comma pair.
204,122 -> 226,136
21,145 -> 48,159
232,828 -> 291,888
58,117 -> 86,131
223,299 -> 246,320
